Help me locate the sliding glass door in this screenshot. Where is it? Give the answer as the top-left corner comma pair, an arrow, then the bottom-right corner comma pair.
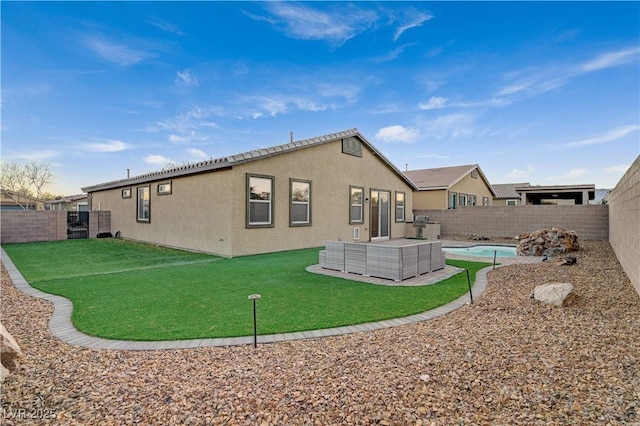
370,190 -> 390,240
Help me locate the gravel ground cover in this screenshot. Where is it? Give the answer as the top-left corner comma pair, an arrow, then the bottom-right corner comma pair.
1,240 -> 639,425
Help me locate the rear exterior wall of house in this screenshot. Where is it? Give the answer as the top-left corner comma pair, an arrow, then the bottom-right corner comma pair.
88,139 -> 413,257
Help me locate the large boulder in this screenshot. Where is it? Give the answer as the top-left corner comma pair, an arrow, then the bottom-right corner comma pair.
516,227 -> 579,257
533,283 -> 575,307
0,322 -> 23,382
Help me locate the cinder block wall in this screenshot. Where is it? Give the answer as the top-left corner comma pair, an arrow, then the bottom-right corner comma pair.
607,155 -> 640,297
0,211 -> 67,243
414,205 -> 609,241
88,211 -> 112,238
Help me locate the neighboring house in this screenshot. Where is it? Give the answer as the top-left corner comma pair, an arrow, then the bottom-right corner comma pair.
0,189 -> 44,211
492,183 -> 530,206
516,184 -> 595,205
45,194 -> 89,211
403,164 -> 495,209
82,129 -> 417,257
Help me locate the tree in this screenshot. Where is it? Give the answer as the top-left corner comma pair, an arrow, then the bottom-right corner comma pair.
0,161 -> 54,210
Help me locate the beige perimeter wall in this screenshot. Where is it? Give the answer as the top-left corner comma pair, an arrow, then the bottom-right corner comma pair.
414,205 -> 609,240
607,155 -> 640,296
0,211 -> 67,243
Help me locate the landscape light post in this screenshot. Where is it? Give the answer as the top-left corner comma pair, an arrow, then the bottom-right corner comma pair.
248,294 -> 261,348
465,269 -> 473,304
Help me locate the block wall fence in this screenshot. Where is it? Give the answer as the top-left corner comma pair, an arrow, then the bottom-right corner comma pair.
414,205 -> 609,241
0,211 -> 111,243
607,155 -> 640,297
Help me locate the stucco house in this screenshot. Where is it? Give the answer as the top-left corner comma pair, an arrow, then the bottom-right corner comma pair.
403,164 -> 495,210
44,194 -> 89,211
492,182 -> 529,206
82,129 -> 417,257
0,189 -> 44,211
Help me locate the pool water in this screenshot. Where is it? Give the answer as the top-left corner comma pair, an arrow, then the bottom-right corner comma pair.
442,245 -> 517,258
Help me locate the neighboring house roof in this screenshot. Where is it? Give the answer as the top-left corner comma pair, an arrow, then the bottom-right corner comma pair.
82,129 -> 418,193
0,189 -> 41,204
403,164 -> 496,197
492,182 -> 530,199
45,194 -> 88,205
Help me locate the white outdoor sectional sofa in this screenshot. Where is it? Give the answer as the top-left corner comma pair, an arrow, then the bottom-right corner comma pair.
319,240 -> 445,282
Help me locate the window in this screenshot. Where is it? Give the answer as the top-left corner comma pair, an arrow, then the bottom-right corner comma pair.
137,186 -> 150,222
506,199 -> 517,206
460,193 -> 468,207
122,188 -> 131,198
448,192 -> 457,209
157,181 -> 172,195
482,196 -> 489,206
395,191 -> 405,222
247,174 -> 274,227
290,179 -> 311,226
471,169 -> 478,179
350,186 -> 364,223
469,195 -> 477,206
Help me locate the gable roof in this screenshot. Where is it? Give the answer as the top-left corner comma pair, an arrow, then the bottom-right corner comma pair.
492,182 -> 530,199
403,164 -> 496,196
82,129 -> 417,193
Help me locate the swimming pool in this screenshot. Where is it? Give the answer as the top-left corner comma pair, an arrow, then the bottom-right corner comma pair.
442,245 -> 517,258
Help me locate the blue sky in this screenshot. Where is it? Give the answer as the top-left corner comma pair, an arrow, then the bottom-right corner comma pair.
2,1 -> 639,195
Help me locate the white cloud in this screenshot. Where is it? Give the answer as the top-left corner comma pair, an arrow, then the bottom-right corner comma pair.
604,164 -> 630,174
242,92 -> 347,119
578,46 -> 640,72
375,125 -> 420,143
497,46 -> 640,99
169,134 -> 189,143
561,125 -> 640,148
175,69 -> 199,87
505,165 -> 535,179
81,35 -> 156,66
149,107 -> 219,142
421,112 -> 475,139
186,148 -> 208,159
144,154 -> 173,165
418,96 -> 448,110
392,11 -> 433,42
418,96 -> 509,111
255,2 -> 378,47
85,139 -> 131,152
560,168 -> 588,179
371,43 -> 416,63
147,17 -> 185,36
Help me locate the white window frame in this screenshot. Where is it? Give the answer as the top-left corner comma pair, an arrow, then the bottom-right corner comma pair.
395,191 -> 405,222
157,181 -> 172,195
137,186 -> 150,222
482,196 -> 489,206
448,192 -> 457,209
506,199 -> 517,206
460,193 -> 468,207
350,186 -> 364,224
469,195 -> 477,206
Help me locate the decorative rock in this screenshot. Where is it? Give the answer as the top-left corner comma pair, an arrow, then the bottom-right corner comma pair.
533,283 -> 575,307
1,322 -> 23,382
516,227 -> 579,257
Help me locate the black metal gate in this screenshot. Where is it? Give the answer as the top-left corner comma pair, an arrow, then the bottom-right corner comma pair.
67,211 -> 89,239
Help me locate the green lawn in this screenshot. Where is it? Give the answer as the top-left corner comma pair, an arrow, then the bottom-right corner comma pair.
2,239 -> 490,341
